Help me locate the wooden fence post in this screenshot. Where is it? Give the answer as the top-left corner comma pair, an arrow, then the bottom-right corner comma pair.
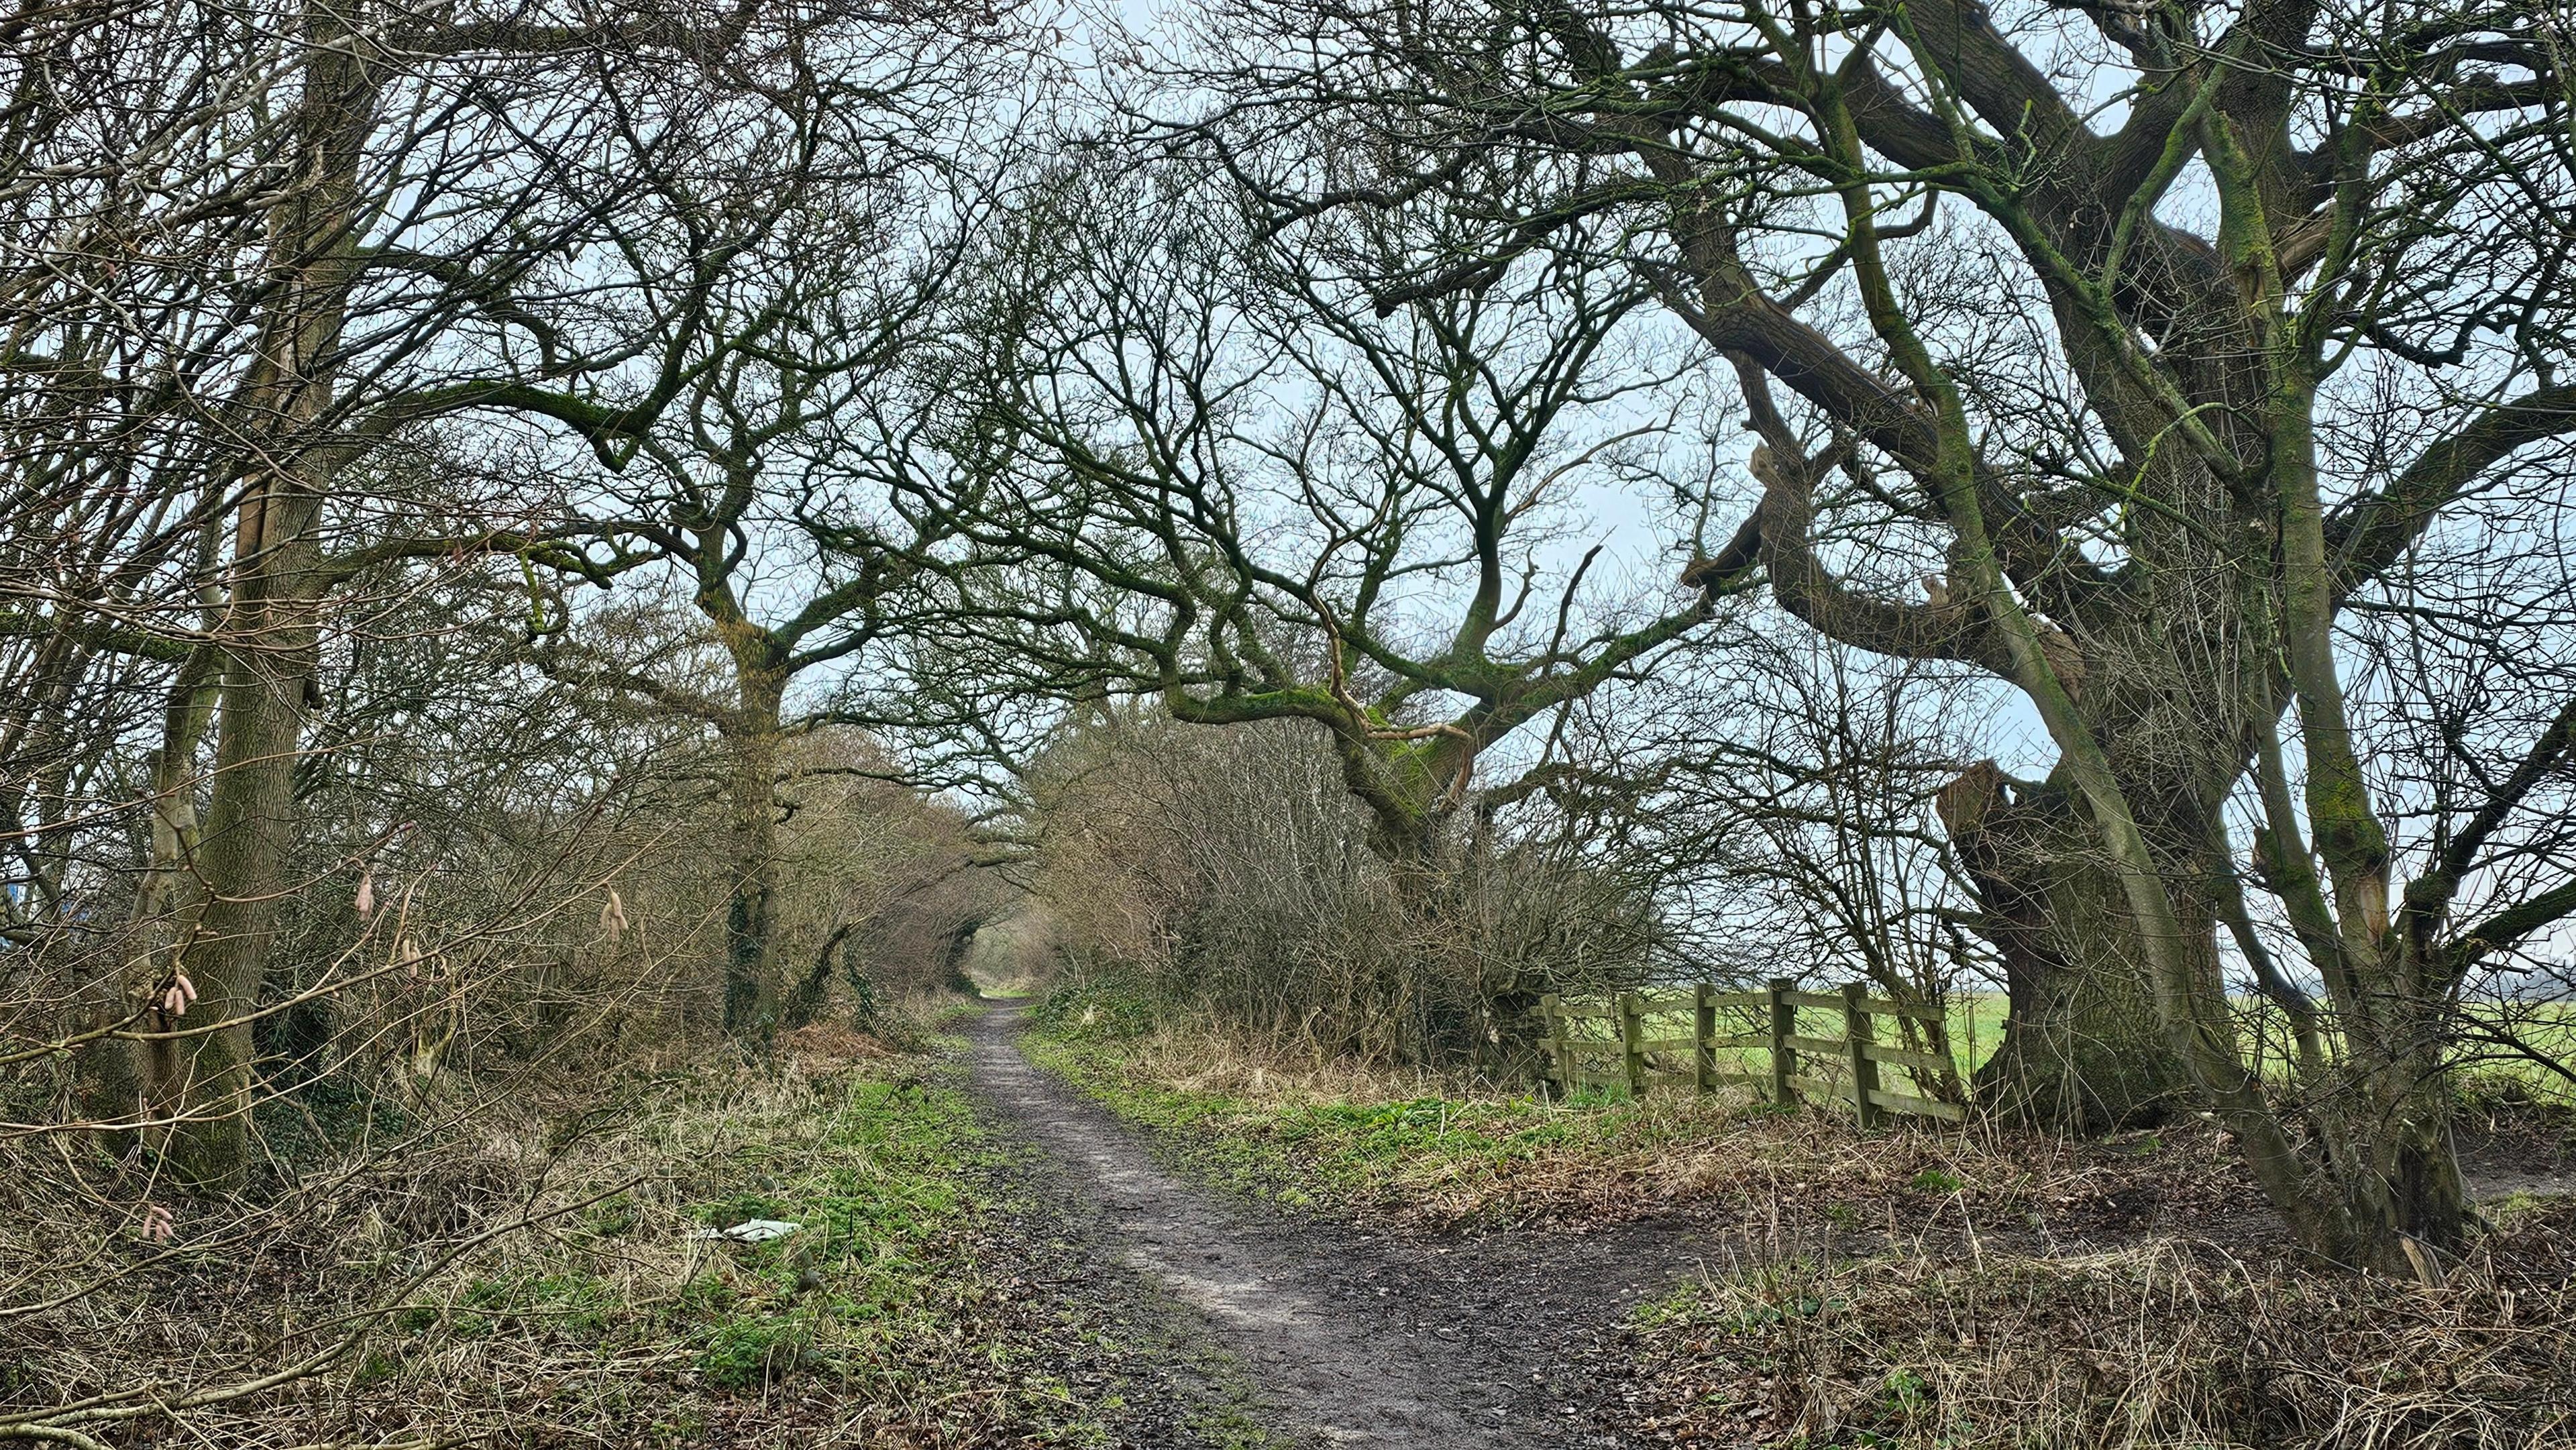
1693,982 -> 1717,1094
1767,977 -> 1796,1107
1843,982 -> 1883,1127
1619,991 -> 1647,1098
1540,994 -> 1574,1101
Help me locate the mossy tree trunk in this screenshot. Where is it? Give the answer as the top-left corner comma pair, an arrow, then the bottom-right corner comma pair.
720,654 -> 789,1043
1941,766 -> 2196,1130
143,8 -> 372,1188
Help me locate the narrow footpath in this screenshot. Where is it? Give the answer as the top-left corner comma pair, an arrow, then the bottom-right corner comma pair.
961,1005 -> 1725,1448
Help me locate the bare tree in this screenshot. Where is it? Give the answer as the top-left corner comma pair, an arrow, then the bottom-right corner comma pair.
1530,631 -> 1990,1099
911,160 -> 1748,907
525,170 -> 994,1039
1,0 -> 997,1184
1150,0 -> 2576,1266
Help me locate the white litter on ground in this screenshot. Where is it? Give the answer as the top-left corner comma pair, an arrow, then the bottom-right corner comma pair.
686,1219 -> 802,1243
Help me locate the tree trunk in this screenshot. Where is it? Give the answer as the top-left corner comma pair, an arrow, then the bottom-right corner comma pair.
149,494 -> 326,1188
1942,765 -> 2194,1129
781,921 -> 859,1030
82,645 -> 221,1131
140,0 -> 372,1190
2377,1104 -> 2470,1259
2327,1004 -> 2472,1267
721,665 -> 786,1041
936,919 -> 983,994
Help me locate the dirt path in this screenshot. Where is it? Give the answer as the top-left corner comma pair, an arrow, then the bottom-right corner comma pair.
962,1006 -> 1729,1448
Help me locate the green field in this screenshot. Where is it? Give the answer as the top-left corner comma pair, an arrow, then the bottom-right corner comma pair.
1560,989 -> 2576,1104
1550,990 -> 2003,1102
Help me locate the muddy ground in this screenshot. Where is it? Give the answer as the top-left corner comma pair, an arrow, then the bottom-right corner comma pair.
961,1004 -> 1749,1448
958,1004 -> 2576,1449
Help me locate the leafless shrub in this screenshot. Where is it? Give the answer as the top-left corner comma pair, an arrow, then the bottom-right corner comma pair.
1030,710 -> 1664,1066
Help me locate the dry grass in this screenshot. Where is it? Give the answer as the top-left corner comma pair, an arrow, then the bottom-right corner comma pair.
1066,1006 -> 1470,1104
1,1015 -> 1145,1449
1627,1202 -> 2576,1448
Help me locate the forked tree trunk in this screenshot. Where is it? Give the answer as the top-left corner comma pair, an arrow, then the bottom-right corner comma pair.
150,490 -> 327,1188
142,0 -> 372,1189
2322,1003 -> 2472,1265
781,921 -> 859,1029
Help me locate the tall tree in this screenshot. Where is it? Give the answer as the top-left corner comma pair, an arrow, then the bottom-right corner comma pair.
914,164 -> 1749,901
1,0 -> 978,1185
1159,0 -> 2576,1266
535,235 -> 974,1039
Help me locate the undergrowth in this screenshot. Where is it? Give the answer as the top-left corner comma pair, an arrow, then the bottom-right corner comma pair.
1626,1206 -> 2576,1448
364,1037 -> 1158,1446
1,1013 -> 1171,1449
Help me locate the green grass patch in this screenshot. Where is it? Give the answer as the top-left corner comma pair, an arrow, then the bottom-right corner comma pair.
368,1051 -> 1171,1444
1020,1029 -> 1769,1223
1568,996 -> 2002,1099
669,1074 -> 994,1382
1025,968 -> 1169,1041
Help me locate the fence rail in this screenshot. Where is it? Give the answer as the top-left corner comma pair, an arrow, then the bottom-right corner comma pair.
1535,978 -> 1966,1125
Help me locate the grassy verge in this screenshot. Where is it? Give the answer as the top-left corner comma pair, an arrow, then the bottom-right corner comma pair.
1020,986 -> 2252,1239
363,1029 -> 1161,1446
4,1017 -> 1201,1449
1025,1021 -> 1691,1221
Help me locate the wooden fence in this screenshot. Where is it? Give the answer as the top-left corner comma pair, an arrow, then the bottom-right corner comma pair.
1535,979 -> 1965,1124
